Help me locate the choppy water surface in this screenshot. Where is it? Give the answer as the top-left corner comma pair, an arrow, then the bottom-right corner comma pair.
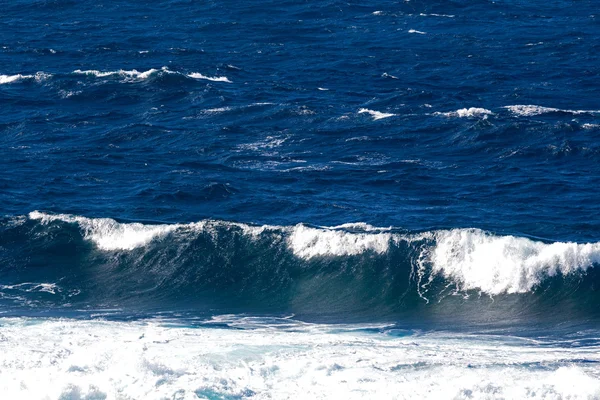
2,0 -> 600,398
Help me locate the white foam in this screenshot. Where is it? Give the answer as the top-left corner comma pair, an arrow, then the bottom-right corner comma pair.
423,229 -> 600,295
504,105 -> 600,116
28,211 -> 282,252
0,74 -> 33,84
188,72 -> 232,83
434,107 -> 493,118
73,67 -> 171,80
29,211 -> 181,251
0,72 -> 50,84
288,224 -> 392,259
419,13 -> 455,18
408,29 -> 427,34
1,318 -> 599,400
358,108 -> 395,120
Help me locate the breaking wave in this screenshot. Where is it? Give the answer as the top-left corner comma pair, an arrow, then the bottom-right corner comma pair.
2,212 -> 600,323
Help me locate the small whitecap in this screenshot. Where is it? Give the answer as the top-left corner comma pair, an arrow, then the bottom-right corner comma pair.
358,108 -> 396,120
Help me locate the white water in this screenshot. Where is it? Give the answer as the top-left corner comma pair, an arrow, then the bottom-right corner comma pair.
434,108 -> 493,118
423,229 -> 600,295
0,72 -> 51,84
504,105 -> 600,116
358,108 -> 396,120
187,72 -> 232,83
288,224 -> 393,258
1,317 -> 599,400
72,68 -> 231,83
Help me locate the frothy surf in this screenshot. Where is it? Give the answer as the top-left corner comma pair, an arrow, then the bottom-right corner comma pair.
0,72 -> 51,84
434,108 -> 493,118
72,67 -> 231,83
358,108 -> 396,120
0,317 -> 599,400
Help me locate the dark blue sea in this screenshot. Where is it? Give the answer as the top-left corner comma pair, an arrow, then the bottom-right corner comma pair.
1,1 -> 600,398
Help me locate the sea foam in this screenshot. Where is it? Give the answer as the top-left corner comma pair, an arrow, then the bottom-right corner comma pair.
504,105 -> 600,116
434,108 -> 493,118
288,224 -> 393,259
0,72 -> 51,84
424,229 -> 600,295
188,72 -> 232,83
358,108 -> 395,120
1,318 -> 599,400
72,68 -> 231,83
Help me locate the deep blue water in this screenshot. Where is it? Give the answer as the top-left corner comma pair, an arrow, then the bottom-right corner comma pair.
1,0 -> 600,327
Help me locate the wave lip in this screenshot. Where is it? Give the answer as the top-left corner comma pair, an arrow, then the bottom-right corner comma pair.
72,67 -> 231,83
504,105 -> 600,116
28,211 -> 182,251
423,228 -> 600,295
288,223 -> 393,259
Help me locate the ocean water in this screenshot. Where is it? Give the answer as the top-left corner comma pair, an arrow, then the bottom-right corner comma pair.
2,0 -> 600,398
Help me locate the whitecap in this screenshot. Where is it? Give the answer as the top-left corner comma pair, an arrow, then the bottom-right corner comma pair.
421,228 -> 600,295
29,211 -> 182,251
0,74 -> 33,84
358,108 -> 395,120
434,107 -> 493,118
188,72 -> 232,83
73,67 -> 169,80
288,224 -> 392,259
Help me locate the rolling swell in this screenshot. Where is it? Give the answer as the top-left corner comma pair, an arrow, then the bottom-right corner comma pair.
1,212 -> 600,325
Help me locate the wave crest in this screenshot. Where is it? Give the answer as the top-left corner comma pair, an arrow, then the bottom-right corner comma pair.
422,229 -> 600,295
23,212 -> 600,296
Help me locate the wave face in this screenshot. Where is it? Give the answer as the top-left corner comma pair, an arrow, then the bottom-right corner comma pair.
0,212 -> 598,326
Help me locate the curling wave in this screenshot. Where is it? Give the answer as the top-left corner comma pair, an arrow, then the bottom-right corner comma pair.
1,212 -> 600,322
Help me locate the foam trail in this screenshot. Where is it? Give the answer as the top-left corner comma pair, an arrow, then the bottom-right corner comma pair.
188,73 -> 232,83
358,108 -> 395,120
425,229 -> 600,295
504,105 -> 600,116
434,108 -> 493,118
408,29 -> 427,35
